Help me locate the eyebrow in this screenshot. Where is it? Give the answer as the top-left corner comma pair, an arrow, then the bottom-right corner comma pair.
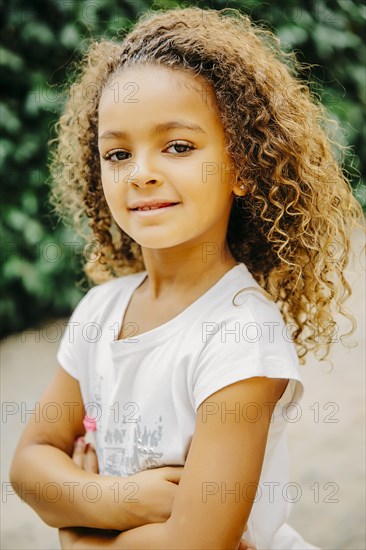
99,120 -> 207,140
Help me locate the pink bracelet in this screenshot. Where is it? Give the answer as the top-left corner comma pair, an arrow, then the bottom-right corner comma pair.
83,415 -> 97,447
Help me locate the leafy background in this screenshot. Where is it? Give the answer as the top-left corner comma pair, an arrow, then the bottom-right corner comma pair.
1,0 -> 365,338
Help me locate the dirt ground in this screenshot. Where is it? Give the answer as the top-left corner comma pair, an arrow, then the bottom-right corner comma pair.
1,231 -> 365,550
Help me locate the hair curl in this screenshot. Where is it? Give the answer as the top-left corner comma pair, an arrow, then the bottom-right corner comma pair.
48,6 -> 365,365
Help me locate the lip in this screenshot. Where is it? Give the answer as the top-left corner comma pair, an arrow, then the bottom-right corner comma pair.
128,199 -> 180,210
130,203 -> 180,216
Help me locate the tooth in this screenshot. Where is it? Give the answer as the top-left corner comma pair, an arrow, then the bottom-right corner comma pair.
136,204 -> 174,210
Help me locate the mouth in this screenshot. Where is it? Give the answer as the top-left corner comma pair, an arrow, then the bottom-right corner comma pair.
130,202 -> 180,212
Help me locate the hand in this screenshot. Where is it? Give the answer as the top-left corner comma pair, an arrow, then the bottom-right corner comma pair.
70,435 -> 183,527
59,439 -> 100,549
71,436 -> 99,473
61,439 -> 254,548
238,538 -> 256,550
128,465 -> 183,525
59,527 -> 78,550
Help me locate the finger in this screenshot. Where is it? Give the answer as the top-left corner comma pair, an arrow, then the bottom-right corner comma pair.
162,466 -> 184,484
84,444 -> 99,474
238,539 -> 256,550
72,437 -> 86,468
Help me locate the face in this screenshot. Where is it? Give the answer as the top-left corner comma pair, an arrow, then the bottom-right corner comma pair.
98,64 -> 239,253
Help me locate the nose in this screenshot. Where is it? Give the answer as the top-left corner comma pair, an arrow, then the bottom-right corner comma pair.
126,153 -> 163,189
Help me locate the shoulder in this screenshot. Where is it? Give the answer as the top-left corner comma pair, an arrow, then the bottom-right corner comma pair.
57,271 -> 145,376
219,263 -> 287,328
192,266 -> 304,413
77,271 -> 144,310
217,287 -> 301,379
231,290 -> 292,349
87,270 -> 143,297
61,271 -> 145,333
208,269 -> 295,362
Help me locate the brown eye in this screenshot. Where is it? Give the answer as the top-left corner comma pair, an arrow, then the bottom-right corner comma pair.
103,150 -> 130,162
166,142 -> 194,154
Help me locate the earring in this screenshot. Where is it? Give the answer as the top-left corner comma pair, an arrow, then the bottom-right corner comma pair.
233,182 -> 248,200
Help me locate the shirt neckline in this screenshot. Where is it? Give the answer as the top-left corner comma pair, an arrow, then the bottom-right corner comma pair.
110,263 -> 249,351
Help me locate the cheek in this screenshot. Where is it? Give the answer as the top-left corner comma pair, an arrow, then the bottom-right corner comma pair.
101,167 -> 122,202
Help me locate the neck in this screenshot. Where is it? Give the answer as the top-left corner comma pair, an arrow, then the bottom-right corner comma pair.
139,240 -> 237,301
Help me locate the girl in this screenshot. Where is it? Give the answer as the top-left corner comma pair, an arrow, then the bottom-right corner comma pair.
10,6 -> 364,550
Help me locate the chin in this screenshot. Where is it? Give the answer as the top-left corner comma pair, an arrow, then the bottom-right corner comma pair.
137,240 -> 181,250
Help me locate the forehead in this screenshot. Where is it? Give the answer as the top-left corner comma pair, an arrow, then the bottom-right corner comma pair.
98,64 -> 219,125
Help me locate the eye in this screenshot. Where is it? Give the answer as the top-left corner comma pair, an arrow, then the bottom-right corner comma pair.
102,150 -> 131,162
166,141 -> 194,155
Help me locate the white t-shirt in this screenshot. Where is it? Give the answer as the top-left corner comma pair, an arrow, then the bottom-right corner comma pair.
57,262 -> 319,549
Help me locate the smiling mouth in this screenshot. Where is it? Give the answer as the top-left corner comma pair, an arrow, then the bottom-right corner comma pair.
131,203 -> 179,211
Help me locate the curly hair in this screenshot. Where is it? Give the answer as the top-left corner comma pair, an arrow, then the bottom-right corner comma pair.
48,6 -> 365,365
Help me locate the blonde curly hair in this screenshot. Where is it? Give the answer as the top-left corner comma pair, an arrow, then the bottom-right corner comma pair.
48,6 -> 365,365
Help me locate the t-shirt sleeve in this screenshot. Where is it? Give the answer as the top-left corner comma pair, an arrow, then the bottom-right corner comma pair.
192,293 -> 304,413
56,287 -> 98,380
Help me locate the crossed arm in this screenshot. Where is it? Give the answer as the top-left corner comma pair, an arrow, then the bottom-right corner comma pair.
59,375 -> 288,549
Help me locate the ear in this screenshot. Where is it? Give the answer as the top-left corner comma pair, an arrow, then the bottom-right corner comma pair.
232,181 -> 248,198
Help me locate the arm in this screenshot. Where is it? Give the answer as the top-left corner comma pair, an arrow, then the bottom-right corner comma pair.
60,424 -> 255,550
59,529 -> 255,550
59,376 -> 288,549
9,365 -> 181,530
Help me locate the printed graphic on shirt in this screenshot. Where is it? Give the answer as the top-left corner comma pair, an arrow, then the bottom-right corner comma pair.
100,415 -> 165,476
